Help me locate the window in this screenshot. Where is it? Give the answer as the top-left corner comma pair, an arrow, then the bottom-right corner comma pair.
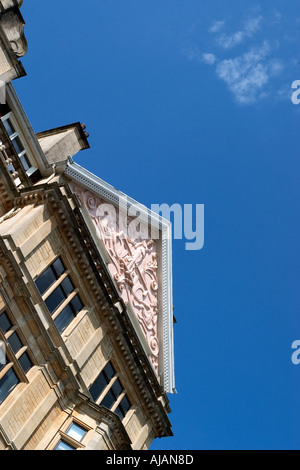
35,257 -> 83,334
54,422 -> 88,451
65,423 -> 87,443
54,441 -> 75,451
1,112 -> 37,183
0,310 -> 33,404
89,361 -> 131,420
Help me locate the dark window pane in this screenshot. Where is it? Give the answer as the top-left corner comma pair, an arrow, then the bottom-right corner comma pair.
3,118 -> 15,136
54,305 -> 75,334
114,406 -> 124,419
7,332 -> 22,354
0,368 -> 19,404
45,286 -> 66,314
35,267 -> 56,295
0,312 -> 12,333
111,379 -> 123,399
11,135 -> 25,155
115,396 -> 131,420
104,362 -> 115,381
89,373 -> 108,402
100,389 -> 115,410
55,440 -> 75,451
19,352 -> 33,374
61,277 -> 74,297
53,258 -> 65,278
120,395 -> 131,414
70,295 -> 83,314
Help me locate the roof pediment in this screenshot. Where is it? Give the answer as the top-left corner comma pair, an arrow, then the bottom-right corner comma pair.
65,161 -> 175,394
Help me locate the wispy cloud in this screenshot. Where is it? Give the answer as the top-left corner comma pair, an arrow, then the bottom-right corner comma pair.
216,15 -> 263,49
181,43 -> 216,66
181,8 -> 292,106
216,41 -> 284,105
201,53 -> 216,65
209,20 -> 226,34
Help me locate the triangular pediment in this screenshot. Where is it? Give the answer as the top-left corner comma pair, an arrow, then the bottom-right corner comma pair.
65,161 -> 175,394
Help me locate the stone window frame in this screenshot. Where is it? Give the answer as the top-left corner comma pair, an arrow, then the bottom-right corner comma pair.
49,420 -> 90,451
89,360 -> 132,420
1,111 -> 38,183
35,256 -> 84,335
0,308 -> 34,405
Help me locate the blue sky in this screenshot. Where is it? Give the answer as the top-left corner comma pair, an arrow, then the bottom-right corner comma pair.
16,1 -> 300,450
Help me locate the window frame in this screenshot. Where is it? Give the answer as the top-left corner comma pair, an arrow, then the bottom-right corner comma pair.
89,361 -> 132,420
0,309 -> 34,405
1,112 -> 38,182
35,257 -> 84,335
51,421 -> 89,451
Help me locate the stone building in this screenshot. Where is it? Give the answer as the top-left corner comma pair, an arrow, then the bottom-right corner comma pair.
0,1 -> 175,450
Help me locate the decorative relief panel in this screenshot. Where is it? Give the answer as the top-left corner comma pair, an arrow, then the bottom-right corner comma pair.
71,184 -> 159,374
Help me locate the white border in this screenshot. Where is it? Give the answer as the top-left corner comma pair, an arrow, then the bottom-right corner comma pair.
65,160 -> 175,394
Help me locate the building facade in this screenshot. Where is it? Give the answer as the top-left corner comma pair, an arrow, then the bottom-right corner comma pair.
0,2 -> 175,450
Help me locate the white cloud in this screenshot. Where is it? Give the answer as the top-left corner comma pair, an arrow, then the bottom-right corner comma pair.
217,15 -> 263,49
183,9 -> 289,106
244,15 -> 263,35
181,44 -> 216,66
215,41 -> 279,105
209,20 -> 226,33
202,53 -> 216,65
217,31 -> 244,49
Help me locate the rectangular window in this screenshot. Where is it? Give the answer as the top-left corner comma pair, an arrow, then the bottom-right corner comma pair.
0,310 -> 33,405
0,312 -> 12,333
19,352 -> 33,374
54,422 -> 87,451
0,368 -> 19,404
89,361 -> 131,420
3,117 -> 15,137
66,423 -> 87,443
1,113 -> 37,179
115,395 -> 132,420
7,331 -> 23,354
54,441 -> 75,451
35,257 -> 65,295
35,257 -> 83,334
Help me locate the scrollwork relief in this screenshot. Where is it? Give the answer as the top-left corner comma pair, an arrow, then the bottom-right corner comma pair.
71,183 -> 159,373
